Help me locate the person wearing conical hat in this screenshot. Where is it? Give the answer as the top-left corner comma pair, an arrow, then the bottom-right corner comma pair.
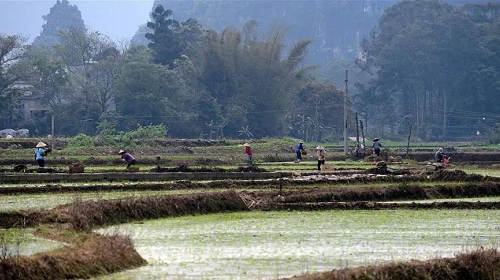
316,146 -> 326,171
243,143 -> 253,165
372,138 -> 382,157
119,150 -> 136,169
35,142 -> 48,167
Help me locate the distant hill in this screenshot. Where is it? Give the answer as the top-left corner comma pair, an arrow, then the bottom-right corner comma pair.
0,0 -> 151,42
131,0 -> 500,66
33,0 -> 85,47
132,0 -> 394,65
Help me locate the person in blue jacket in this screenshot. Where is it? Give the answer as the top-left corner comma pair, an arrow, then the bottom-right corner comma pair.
372,138 -> 382,157
295,140 -> 306,163
35,142 -> 48,167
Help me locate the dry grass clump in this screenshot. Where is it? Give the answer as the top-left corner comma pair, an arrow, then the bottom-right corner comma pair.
285,249 -> 500,280
280,182 -> 500,204
0,234 -> 145,280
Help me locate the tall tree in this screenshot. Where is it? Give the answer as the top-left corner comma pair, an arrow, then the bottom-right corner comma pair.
53,27 -> 123,134
0,34 -> 29,128
195,23 -> 312,138
145,5 -> 181,66
358,0 -> 486,140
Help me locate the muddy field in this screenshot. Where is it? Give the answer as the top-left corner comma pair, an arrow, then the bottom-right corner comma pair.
2,138 -> 500,280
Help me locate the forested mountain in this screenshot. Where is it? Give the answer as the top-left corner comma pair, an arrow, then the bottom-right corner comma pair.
132,0 -> 396,65
132,0 -> 499,66
33,0 -> 85,47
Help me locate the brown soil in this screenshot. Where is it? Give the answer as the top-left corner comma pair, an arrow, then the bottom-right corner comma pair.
401,151 -> 500,162
150,165 -> 266,173
276,181 -> 500,204
0,170 -> 498,195
0,139 -> 68,149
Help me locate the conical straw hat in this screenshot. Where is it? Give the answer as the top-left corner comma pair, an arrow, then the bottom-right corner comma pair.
36,142 -> 46,148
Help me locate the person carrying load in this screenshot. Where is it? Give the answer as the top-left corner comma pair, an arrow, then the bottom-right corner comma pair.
35,142 -> 51,167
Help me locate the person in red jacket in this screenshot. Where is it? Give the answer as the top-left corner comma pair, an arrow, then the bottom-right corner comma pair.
243,143 -> 253,164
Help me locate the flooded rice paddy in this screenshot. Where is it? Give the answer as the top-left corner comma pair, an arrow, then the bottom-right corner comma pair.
96,209 -> 500,280
0,228 -> 61,256
0,189 -> 231,211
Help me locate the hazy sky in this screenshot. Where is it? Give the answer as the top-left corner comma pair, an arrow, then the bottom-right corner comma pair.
0,0 -> 153,42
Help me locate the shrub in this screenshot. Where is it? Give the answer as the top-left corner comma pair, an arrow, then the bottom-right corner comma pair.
68,134 -> 94,148
487,125 -> 500,144
124,124 -> 167,140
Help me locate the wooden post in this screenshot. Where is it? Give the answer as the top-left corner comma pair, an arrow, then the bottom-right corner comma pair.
343,70 -> 348,155
355,112 -> 360,157
51,114 -> 55,150
360,120 -> 366,156
406,123 -> 413,159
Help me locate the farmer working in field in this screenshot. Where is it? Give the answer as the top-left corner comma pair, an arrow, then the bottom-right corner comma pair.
435,148 -> 447,163
295,140 -> 306,163
119,150 -> 136,169
35,142 -> 51,167
316,146 -> 326,171
372,138 -> 382,157
243,143 -> 253,164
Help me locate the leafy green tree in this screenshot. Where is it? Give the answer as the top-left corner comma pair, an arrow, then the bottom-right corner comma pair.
358,0 -> 490,140
25,47 -> 71,114
0,34 -> 30,128
53,27 -> 123,134
195,23 -> 313,138
115,46 -> 169,130
145,5 -> 181,66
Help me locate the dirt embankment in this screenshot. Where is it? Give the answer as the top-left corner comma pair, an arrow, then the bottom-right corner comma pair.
0,139 -> 68,149
277,181 -> 500,204
0,169 -> 498,195
5,179 -> 500,229
402,151 -> 500,162
283,249 -> 500,280
0,191 -> 248,231
0,234 -> 145,280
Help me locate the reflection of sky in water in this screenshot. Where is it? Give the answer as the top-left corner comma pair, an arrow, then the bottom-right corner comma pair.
0,229 -> 61,257
96,209 -> 500,280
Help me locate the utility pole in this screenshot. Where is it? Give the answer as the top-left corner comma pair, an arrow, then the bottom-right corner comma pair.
51,114 -> 55,150
302,115 -> 306,142
360,120 -> 366,156
355,112 -> 360,157
406,124 -> 412,159
343,69 -> 348,155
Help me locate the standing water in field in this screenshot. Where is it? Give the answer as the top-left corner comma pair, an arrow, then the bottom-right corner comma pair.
96,210 -> 500,280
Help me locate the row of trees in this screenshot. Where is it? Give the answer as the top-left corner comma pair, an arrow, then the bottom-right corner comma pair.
356,0 -> 500,141
3,0 -> 499,141
0,3 -> 349,140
